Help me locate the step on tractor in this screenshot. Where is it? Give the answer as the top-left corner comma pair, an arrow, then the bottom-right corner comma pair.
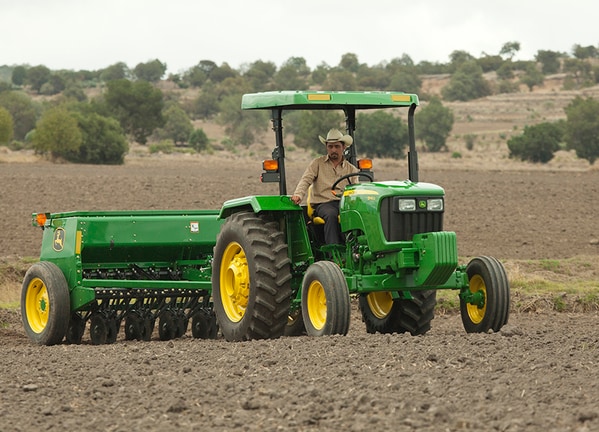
21,90 -> 510,345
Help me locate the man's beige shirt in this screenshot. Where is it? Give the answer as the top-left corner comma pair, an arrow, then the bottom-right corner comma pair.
293,155 -> 359,204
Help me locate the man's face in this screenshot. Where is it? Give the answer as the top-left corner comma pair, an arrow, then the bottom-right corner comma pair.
326,141 -> 345,161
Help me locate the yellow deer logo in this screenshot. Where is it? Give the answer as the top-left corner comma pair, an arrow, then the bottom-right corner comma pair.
53,228 -> 66,252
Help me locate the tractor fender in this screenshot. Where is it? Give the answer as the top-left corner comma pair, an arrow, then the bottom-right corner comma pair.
219,195 -> 301,219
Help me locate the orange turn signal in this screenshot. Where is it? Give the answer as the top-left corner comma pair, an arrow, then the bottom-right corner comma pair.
36,213 -> 47,227
357,158 -> 373,170
262,159 -> 279,172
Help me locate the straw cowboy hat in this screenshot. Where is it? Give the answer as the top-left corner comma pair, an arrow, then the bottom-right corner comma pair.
318,128 -> 353,146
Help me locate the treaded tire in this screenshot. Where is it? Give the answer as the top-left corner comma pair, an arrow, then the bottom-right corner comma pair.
212,212 -> 292,341
359,290 -> 436,336
301,261 -> 351,336
461,256 -> 510,333
21,261 -> 70,346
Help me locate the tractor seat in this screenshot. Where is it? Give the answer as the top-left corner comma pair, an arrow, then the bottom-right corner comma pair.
306,185 -> 326,225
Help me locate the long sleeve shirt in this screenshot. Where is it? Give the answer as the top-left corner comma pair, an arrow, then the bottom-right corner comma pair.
293,155 -> 359,204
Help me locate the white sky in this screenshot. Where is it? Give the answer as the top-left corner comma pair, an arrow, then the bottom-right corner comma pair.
2,0 -> 598,74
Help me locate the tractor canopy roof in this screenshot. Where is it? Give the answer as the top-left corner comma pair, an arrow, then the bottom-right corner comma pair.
241,90 -> 419,111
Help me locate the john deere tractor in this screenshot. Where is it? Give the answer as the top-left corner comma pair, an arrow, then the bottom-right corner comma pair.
21,90 -> 509,345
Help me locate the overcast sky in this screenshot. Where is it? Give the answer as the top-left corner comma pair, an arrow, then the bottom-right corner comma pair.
2,0 -> 597,74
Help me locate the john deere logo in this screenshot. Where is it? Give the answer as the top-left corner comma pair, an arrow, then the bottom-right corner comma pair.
418,200 -> 427,209
53,228 -> 66,251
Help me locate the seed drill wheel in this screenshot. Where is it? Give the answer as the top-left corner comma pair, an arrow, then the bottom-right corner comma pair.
21,261 -> 70,346
212,212 -> 292,342
359,290 -> 436,335
191,309 -> 218,339
65,313 -> 86,344
284,307 -> 306,336
301,261 -> 351,337
460,256 -> 510,333
89,311 -> 118,345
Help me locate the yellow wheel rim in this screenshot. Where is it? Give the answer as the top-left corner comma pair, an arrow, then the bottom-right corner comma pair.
220,242 -> 250,322
366,291 -> 393,319
25,277 -> 50,333
306,280 -> 327,330
466,274 -> 487,324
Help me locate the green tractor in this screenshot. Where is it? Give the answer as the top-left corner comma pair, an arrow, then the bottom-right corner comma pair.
21,90 -> 509,346
212,90 -> 509,340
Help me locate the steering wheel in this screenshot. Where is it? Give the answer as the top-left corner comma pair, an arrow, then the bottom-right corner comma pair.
331,172 -> 374,195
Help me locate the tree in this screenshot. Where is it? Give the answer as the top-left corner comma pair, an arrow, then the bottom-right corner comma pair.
0,106 -> 13,144
243,60 -> 276,91
133,59 -> 167,82
507,121 -> 563,163
104,79 -> 165,144
11,66 -> 27,86
563,58 -> 594,88
448,50 -> 475,73
26,65 -> 51,93
285,110 -> 343,152
415,97 -> 454,152
72,112 -> 128,164
388,67 -> 422,93
564,96 -> 599,164
572,44 -> 598,59
535,50 -> 562,74
441,61 -> 491,101
0,91 -> 38,140
189,128 -> 209,152
156,103 -> 193,144
520,63 -> 544,91
356,111 -> 408,158
32,107 -> 82,159
192,81 -> 220,119
325,69 -> 357,91
500,41 -> 521,60
339,53 -> 360,73
100,62 -> 129,82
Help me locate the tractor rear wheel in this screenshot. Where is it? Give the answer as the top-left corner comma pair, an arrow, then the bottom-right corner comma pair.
301,261 -> 351,336
461,256 -> 510,333
21,261 -> 70,346
212,212 -> 292,341
359,290 -> 436,335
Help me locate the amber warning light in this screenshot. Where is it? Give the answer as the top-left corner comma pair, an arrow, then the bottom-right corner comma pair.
35,213 -> 48,227
261,159 -> 280,183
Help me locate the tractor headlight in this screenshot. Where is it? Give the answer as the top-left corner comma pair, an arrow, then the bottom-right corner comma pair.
398,199 -> 416,211
427,198 -> 444,211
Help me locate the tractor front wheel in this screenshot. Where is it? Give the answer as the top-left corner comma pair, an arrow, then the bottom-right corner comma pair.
460,256 -> 510,333
212,212 -> 292,341
21,261 -> 70,346
359,290 -> 436,335
301,261 -> 351,336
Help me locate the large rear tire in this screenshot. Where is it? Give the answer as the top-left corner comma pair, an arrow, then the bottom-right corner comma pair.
301,261 -> 351,336
359,290 -> 436,335
460,256 -> 510,333
21,261 -> 70,346
212,212 -> 292,341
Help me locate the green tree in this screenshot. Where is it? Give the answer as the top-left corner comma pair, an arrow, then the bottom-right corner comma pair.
243,60 -> 276,91
26,65 -> 51,93
507,122 -> 563,163
72,112 -> 128,164
448,50 -> 475,73
355,111 -> 408,158
520,63 -> 544,91
311,63 -> 329,85
0,91 -> 38,140
442,61 -> 491,101
189,128 -> 209,152
192,81 -> 220,119
104,79 -> 165,144
477,54 -> 504,72
535,50 -> 562,74
500,41 -> 521,60
339,53 -> 360,73
388,67 -> 421,93
0,106 -> 14,144
218,93 -> 268,146
209,62 -> 238,83
32,107 -> 82,159
100,62 -> 129,82
11,66 -> 27,86
415,97 -> 454,152
564,96 -> 599,164
133,59 -> 167,82
325,69 -> 357,91
572,44 -> 598,59
563,58 -> 594,88
156,103 -> 193,144
274,57 -> 310,90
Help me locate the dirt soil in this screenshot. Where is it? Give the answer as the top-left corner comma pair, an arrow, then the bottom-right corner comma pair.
1,151 -> 599,431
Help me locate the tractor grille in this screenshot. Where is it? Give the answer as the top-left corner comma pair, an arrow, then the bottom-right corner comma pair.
380,196 -> 444,242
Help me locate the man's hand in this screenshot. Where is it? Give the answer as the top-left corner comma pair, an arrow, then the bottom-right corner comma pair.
290,195 -> 301,205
